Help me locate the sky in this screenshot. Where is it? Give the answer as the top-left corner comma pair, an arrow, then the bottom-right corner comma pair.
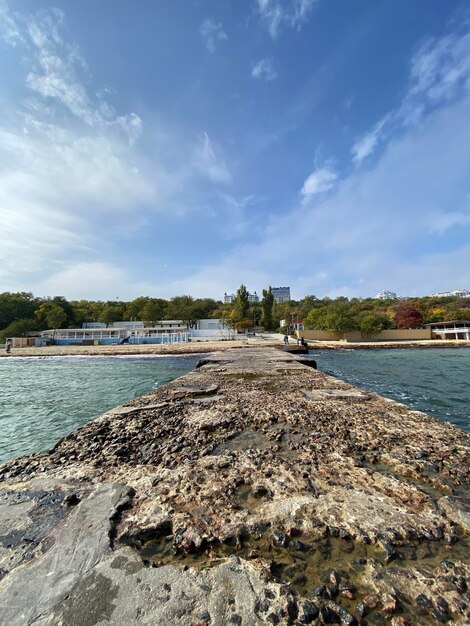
1,0 -> 470,302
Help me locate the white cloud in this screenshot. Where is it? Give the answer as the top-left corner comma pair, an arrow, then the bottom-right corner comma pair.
351,115 -> 390,164
0,2 -> 212,296
351,19 -> 470,164
251,58 -> 277,81
0,0 -> 24,46
199,17 -> 227,53
291,0 -> 318,29
37,263 -> 131,301
195,132 -> 232,184
6,6 -> 144,144
174,87 -> 470,300
300,165 -> 337,201
255,0 -> 317,38
428,209 -> 470,234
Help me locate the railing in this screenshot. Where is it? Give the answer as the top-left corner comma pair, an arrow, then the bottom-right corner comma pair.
432,327 -> 470,333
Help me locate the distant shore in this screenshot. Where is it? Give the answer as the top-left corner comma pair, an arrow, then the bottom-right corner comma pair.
2,336 -> 470,357
0,338 -> 279,358
308,338 -> 470,350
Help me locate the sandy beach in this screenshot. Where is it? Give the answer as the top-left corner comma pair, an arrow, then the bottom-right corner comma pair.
0,337 -> 281,358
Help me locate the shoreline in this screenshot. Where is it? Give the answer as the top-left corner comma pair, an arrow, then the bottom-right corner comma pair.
308,338 -> 470,350
2,336 -> 470,358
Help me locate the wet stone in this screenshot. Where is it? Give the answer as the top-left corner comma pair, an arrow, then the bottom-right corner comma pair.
301,600 -> 320,623
272,529 -> 289,548
415,594 -> 433,608
432,609 -> 450,623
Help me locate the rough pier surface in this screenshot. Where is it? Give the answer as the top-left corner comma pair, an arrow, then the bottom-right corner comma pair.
0,347 -> 469,626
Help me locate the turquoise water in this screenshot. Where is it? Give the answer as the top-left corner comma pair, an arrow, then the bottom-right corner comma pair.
314,347 -> 470,432
0,355 -> 201,465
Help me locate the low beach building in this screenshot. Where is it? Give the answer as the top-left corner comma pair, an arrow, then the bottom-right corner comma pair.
425,320 -> 470,340
28,318 -> 234,346
38,325 -> 189,346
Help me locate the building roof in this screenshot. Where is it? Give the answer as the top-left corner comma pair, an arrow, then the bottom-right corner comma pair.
425,320 -> 470,327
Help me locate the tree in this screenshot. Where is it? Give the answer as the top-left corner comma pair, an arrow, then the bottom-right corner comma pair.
233,285 -> 250,321
46,306 -> 67,329
141,299 -> 167,325
357,312 -> 392,337
296,295 -> 319,320
393,305 -> 423,329
191,298 -> 219,321
0,292 -> 40,330
305,302 -> 357,333
445,308 -> 470,322
261,287 -> 274,330
166,295 -> 197,326
126,296 -> 152,320
99,305 -> 122,327
0,318 -> 39,342
35,301 -> 68,329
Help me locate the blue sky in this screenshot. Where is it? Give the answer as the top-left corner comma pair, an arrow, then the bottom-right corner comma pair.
1,0 -> 470,301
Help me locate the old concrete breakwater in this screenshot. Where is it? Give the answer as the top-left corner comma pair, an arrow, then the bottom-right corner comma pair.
0,347 -> 469,626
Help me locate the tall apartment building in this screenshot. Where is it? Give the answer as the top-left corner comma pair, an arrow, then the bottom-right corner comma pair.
272,286 -> 291,304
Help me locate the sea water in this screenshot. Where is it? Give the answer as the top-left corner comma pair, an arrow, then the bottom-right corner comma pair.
314,347 -> 470,432
1,348 -> 469,465
0,354 -> 201,464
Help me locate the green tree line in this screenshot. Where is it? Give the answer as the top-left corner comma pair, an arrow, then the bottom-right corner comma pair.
1,289 -> 469,341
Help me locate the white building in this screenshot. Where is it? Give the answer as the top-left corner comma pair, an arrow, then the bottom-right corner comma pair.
430,289 -> 470,298
375,290 -> 398,300
39,322 -> 189,346
224,291 -> 259,303
425,321 -> 470,340
189,319 -> 234,341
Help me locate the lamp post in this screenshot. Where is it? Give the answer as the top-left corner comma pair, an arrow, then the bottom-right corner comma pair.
291,312 -> 295,334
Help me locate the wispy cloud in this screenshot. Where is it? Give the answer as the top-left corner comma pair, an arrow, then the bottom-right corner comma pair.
300,164 -> 337,202
0,0 -> 24,46
428,209 -> 470,234
352,17 -> 470,164
256,0 -> 318,39
0,2 -> 213,296
182,92 -> 470,299
251,58 -> 277,81
199,17 -> 227,53
351,115 -> 390,164
195,132 -> 232,184
1,5 -> 144,145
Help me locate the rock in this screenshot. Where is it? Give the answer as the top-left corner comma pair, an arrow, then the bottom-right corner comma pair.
301,600 -> 319,623
363,594 -> 380,610
328,602 -> 357,625
272,529 -> 289,548
381,593 -> 398,613
416,594 -> 433,608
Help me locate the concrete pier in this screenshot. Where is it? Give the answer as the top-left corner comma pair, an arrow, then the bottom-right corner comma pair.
0,347 -> 469,625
